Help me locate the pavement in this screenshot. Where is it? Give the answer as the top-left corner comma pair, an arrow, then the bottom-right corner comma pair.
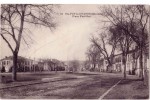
0,72 -> 149,99
0,72 -> 87,89
104,78 -> 149,99
0,77 -> 66,89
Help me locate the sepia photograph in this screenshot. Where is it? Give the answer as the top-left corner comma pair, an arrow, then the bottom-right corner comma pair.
0,4 -> 149,99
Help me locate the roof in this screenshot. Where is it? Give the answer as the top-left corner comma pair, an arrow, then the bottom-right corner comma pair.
0,56 -> 32,61
0,56 -> 13,61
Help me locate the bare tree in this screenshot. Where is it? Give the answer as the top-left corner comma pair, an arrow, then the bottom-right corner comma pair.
90,31 -> 118,72
99,5 -> 149,80
86,45 -> 101,71
109,25 -> 133,79
1,4 -> 57,81
84,60 -> 91,71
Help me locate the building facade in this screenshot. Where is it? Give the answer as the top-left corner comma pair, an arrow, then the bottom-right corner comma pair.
0,56 -> 66,73
103,45 -> 149,76
0,56 -> 13,72
0,56 -> 44,72
86,42 -> 149,77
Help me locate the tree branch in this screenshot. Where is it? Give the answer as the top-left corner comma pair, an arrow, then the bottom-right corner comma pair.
1,34 -> 14,52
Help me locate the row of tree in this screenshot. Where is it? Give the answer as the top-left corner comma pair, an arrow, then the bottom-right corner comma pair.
86,5 -> 149,80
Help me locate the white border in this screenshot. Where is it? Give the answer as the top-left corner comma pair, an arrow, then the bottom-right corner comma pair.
0,0 -> 150,4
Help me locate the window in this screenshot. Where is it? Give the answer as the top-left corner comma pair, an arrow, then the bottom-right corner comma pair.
119,57 -> 121,62
3,61 -> 6,65
7,61 -> 9,65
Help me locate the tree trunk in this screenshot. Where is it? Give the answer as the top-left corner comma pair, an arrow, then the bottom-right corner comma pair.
55,64 -> 57,73
93,62 -> 96,71
139,47 -> 144,81
12,52 -> 18,81
122,55 -> 127,79
132,59 -> 136,75
109,64 -> 113,72
123,62 -> 126,79
107,60 -> 112,72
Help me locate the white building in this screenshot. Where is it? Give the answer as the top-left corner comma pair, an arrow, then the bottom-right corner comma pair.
0,56 -> 13,72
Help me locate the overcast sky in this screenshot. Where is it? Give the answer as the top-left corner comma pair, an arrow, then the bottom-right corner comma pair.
0,4 -> 104,61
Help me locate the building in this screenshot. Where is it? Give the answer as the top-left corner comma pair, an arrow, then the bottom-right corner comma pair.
40,59 -> 65,71
103,43 -> 149,76
0,56 -> 66,73
0,56 -> 44,72
0,56 -> 13,72
86,41 -> 149,77
43,59 -> 56,71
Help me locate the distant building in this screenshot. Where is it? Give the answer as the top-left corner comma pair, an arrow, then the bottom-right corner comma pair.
0,56 -> 66,73
86,42 -> 149,76
0,56 -> 44,72
0,56 -> 13,72
40,59 -> 65,71
43,59 -> 56,71
102,42 -> 149,76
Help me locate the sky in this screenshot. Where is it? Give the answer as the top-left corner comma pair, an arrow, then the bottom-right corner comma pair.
0,4 -> 105,61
